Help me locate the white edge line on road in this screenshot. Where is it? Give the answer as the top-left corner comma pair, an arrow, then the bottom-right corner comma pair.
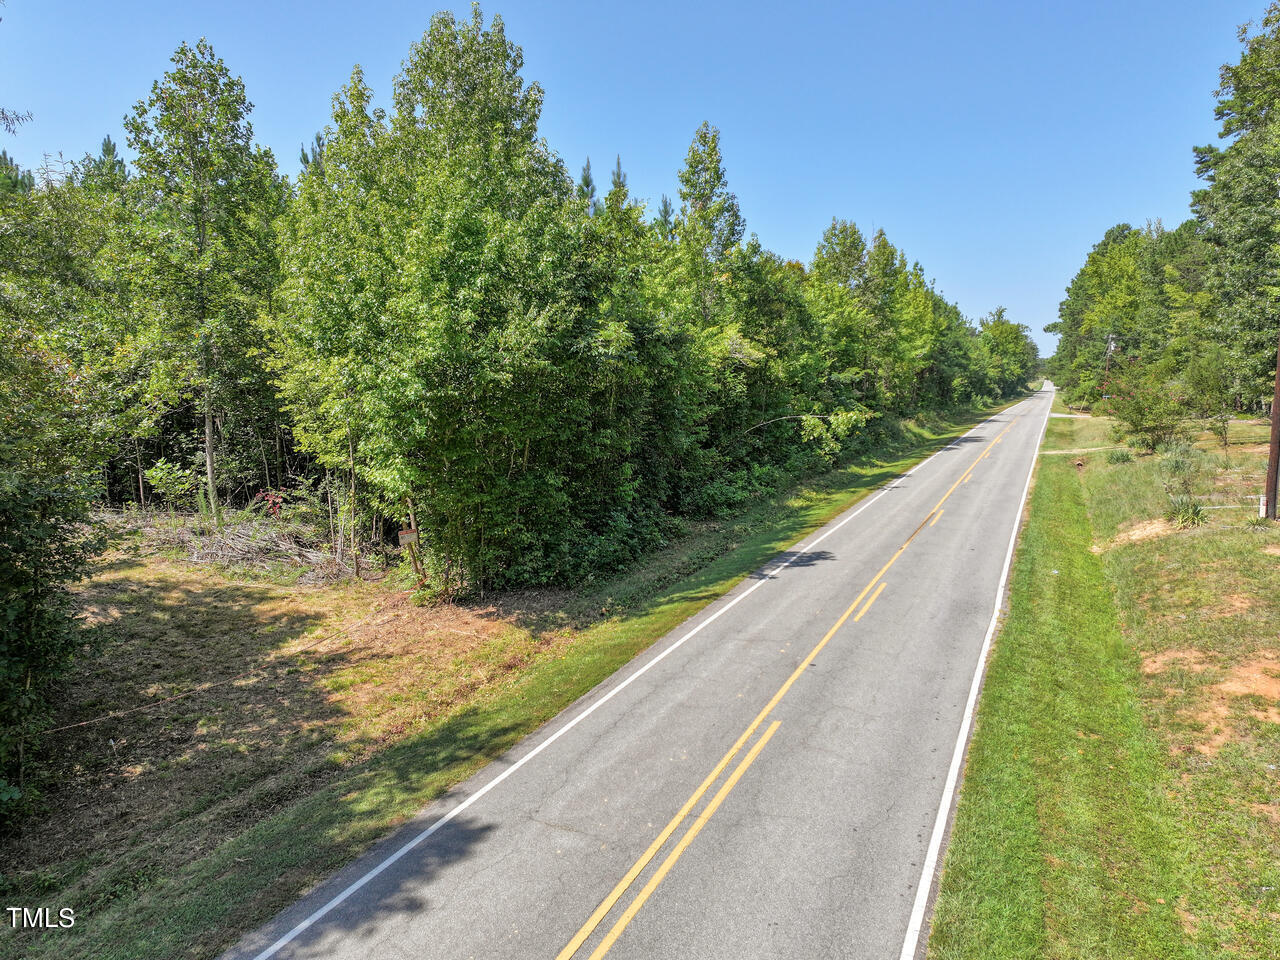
243,408 -> 1015,960
897,387 -> 1054,960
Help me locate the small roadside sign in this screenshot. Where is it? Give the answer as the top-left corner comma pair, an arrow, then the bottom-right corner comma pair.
398,529 -> 419,547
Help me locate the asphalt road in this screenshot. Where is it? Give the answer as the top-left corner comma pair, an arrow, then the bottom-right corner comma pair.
222,385 -> 1054,960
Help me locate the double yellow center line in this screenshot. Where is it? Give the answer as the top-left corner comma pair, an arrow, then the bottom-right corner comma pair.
557,416 -> 1021,959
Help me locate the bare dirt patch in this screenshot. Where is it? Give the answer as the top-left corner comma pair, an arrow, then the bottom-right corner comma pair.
1251,802 -> 1280,826
1176,904 -> 1199,936
1216,657 -> 1280,701
1206,594 -> 1257,618
1183,656 -> 1280,755
1263,544 -> 1280,558
1111,518 -> 1175,547
1142,649 -> 1210,675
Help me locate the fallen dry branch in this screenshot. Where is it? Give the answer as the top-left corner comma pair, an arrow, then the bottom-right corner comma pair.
96,510 -> 378,583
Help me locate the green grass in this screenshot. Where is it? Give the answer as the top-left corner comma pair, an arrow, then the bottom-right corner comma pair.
2,401 -> 1018,960
929,455 -> 1191,960
1041,412 -> 1120,452
931,412 -> 1280,959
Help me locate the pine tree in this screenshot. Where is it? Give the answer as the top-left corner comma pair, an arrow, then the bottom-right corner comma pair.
299,132 -> 325,175
0,149 -> 33,195
655,194 -> 674,239
577,157 -> 599,215
80,136 -> 127,191
604,153 -> 631,213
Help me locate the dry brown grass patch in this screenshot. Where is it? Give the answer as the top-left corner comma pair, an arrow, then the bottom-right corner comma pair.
4,542 -> 576,915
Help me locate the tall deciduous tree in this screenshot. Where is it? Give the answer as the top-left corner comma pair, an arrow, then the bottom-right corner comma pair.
978,307 -> 1038,397
277,8 -> 635,588
678,122 -> 743,266
123,38 -> 282,520
1193,3 -> 1280,405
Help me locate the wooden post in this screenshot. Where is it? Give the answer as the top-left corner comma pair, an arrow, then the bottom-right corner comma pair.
1265,326 -> 1280,520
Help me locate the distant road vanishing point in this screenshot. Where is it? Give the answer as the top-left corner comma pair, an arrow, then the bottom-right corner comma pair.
222,386 -> 1054,960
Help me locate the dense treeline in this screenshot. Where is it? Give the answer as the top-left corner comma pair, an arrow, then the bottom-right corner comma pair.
1,8 -> 1036,804
1048,3 -> 1280,441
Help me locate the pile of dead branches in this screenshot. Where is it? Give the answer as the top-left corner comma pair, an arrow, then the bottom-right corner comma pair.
176,519 -> 338,572
97,509 -> 379,583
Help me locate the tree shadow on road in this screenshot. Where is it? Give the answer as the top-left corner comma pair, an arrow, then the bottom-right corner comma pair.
748,549 -> 837,578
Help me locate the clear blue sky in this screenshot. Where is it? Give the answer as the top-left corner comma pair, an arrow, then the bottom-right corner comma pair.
0,0 -> 1265,353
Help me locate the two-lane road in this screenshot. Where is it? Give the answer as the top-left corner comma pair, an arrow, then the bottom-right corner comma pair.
223,385 -> 1054,960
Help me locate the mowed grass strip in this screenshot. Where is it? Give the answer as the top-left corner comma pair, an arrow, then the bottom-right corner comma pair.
928,455 -> 1192,960
932,412 -> 1280,959
1,402 -> 1013,960
1040,410 -> 1121,453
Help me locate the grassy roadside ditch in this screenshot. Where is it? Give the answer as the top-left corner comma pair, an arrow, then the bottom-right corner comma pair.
929,414 -> 1280,959
1,401 -> 1015,960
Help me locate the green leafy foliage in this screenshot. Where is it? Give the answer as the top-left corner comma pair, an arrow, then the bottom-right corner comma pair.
1051,4 -> 1280,433
123,38 -> 285,522
1193,5 -> 1280,407
2,9 -> 1041,617
1101,370 -> 1191,452
0,325 -> 99,817
1047,221 -> 1214,408
0,150 -> 34,195
269,8 -> 1036,592
144,458 -> 198,508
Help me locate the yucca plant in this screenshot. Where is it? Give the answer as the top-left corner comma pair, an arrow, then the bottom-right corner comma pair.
1166,496 -> 1207,529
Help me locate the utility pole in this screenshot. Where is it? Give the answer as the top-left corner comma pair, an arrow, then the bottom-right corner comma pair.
1101,334 -> 1116,398
1266,326 -> 1280,519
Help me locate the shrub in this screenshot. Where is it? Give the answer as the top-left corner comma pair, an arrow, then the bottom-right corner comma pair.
144,457 -> 198,509
0,471 -> 97,820
1100,372 -> 1190,452
1,326 -> 101,819
1155,441 -> 1208,499
1105,449 -> 1134,464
